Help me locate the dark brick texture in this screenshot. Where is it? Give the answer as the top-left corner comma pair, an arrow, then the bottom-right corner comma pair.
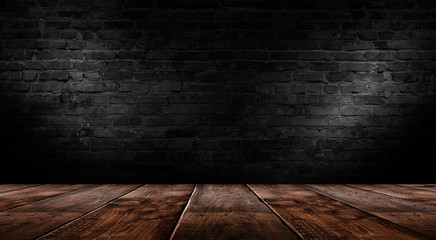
1,0 -> 435,183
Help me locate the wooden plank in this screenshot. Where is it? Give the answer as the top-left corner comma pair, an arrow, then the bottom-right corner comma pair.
350,184 -> 436,205
38,184 -> 194,240
0,184 -> 91,211
304,184 -> 436,239
399,184 -> 436,193
0,184 -> 141,240
249,184 -> 430,240
169,184 -> 299,240
0,184 -> 41,194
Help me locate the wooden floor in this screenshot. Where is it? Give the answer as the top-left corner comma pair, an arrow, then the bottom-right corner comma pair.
0,184 -> 435,240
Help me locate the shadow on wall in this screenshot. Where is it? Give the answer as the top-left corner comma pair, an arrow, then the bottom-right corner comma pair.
364,107 -> 436,183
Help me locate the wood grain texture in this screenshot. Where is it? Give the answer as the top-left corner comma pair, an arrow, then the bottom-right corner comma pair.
399,184 -> 436,193
350,184 -> 436,205
0,184 -> 140,240
304,184 -> 436,239
249,184 -> 430,240
0,184 -> 40,194
38,184 -> 194,240
0,184 -> 91,211
170,184 -> 299,240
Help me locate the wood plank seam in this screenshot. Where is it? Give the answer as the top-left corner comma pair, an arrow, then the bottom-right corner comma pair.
398,184 -> 436,193
0,184 -> 42,194
35,184 -> 145,240
6,184 -> 98,212
299,184 -> 432,239
345,184 -> 436,207
0,185 -> 92,212
168,184 -> 197,240
246,184 -> 303,240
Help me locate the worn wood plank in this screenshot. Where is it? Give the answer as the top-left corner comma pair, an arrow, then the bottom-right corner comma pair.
350,184 -> 436,205
170,184 -> 299,240
0,184 -> 41,194
304,184 -> 436,239
249,184 -> 430,240
38,184 -> 194,240
0,184 -> 91,211
399,184 -> 436,193
0,184 -> 141,240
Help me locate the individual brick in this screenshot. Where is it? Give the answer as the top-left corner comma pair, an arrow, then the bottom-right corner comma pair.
389,40 -> 419,50
392,73 -> 418,82
119,83 -> 148,93
309,62 -> 340,71
341,63 -> 375,72
345,41 -> 373,50
388,62 -> 407,71
42,60 -> 73,70
66,40 -> 86,50
353,95 -> 385,105
150,82 -> 182,92
85,51 -> 116,60
53,50 -> 84,59
295,118 -> 329,126
333,52 -> 364,61
415,31 -> 436,40
293,72 -> 324,82
93,128 -> 115,138
60,31 -> 78,39
326,72 -> 355,82
16,30 -> 42,39
324,85 -> 340,94
357,31 -> 378,40
22,71 -> 38,81
307,106 -> 340,116
36,51 -> 54,60
301,52 -> 332,60
363,51 -> 395,61
340,83 -> 367,94
261,73 -> 291,82
277,106 -> 305,116
7,62 -> 24,71
341,106 -> 372,116
39,71 -> 70,81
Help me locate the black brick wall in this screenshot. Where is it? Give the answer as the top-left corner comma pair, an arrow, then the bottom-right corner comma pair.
1,0 -> 435,183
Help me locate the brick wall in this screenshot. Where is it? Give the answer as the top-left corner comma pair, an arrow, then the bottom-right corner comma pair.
1,0 -> 435,182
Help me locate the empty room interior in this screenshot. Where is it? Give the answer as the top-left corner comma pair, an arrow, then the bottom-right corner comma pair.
0,0 -> 435,239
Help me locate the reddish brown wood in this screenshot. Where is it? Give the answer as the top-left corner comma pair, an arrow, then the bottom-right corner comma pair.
304,184 -> 436,239
0,184 -> 141,240
38,184 -> 194,240
1,184 -> 435,240
350,184 -> 436,205
249,184 -> 430,240
169,184 -> 300,240
399,184 -> 436,193
0,184 -> 91,211
0,184 -> 41,194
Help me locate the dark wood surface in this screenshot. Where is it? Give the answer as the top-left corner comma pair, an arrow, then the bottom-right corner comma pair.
38,184 -> 194,240
0,184 -> 435,240
170,184 -> 300,240
0,184 -> 41,194
0,184 -> 141,240
249,184 -> 430,240
304,184 -> 436,239
350,184 -> 436,205
400,184 -> 436,193
0,184 -> 91,211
